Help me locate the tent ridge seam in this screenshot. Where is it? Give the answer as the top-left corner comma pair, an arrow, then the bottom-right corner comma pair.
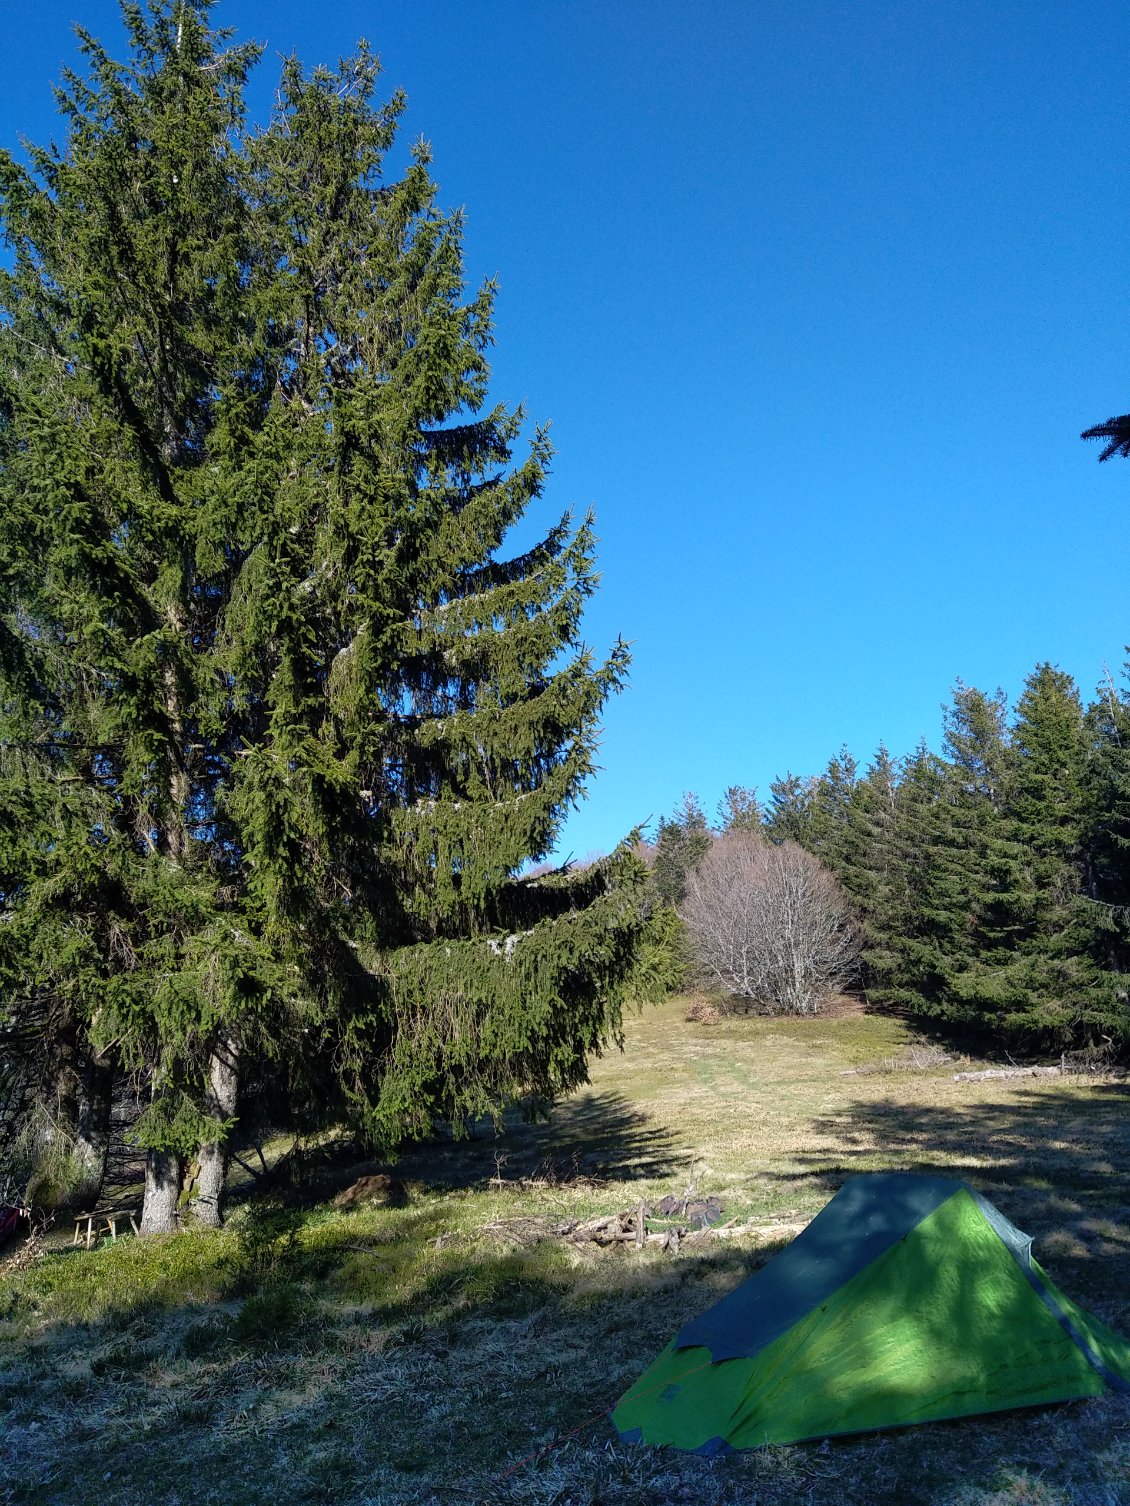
969,1189 -> 1129,1394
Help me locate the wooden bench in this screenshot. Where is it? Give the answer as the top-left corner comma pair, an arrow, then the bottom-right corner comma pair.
72,1208 -> 140,1250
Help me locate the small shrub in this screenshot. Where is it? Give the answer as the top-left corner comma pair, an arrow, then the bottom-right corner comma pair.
231,1197 -> 305,1292
683,994 -> 724,1024
234,1281 -> 310,1346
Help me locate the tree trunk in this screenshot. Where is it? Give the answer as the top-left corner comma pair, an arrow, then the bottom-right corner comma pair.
71,1047 -> 115,1212
53,1020 -> 82,1140
189,1034 -> 240,1228
33,1013 -> 83,1211
138,595 -> 191,1238
140,1147 -> 183,1235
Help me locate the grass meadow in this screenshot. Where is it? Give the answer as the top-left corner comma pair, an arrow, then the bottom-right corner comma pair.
4,996 -> 1130,1505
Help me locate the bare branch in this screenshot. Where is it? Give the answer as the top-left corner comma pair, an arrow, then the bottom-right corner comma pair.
679,835 -> 858,1014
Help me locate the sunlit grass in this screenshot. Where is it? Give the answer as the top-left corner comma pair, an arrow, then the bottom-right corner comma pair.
3,995 -> 1130,1504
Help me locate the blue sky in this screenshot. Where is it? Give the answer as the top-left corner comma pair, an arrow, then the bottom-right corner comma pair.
5,2 -> 1130,856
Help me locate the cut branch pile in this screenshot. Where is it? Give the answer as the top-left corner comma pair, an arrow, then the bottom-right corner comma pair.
553,1197 -> 805,1254
952,1048 -> 1125,1083
0,1209 -> 51,1277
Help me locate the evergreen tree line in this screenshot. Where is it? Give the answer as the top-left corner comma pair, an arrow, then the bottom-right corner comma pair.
653,664 -> 1130,1050
0,5 -> 649,1230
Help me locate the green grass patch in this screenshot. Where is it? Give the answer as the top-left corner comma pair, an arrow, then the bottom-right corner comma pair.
6,1225 -> 237,1323
3,996 -> 1130,1505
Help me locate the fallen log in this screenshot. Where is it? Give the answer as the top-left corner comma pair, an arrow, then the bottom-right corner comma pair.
952,1066 -> 1062,1083
692,1221 -> 806,1242
559,1211 -> 632,1243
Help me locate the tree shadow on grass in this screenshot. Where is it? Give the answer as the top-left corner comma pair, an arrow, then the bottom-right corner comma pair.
292,1088 -> 687,1204
413,1087 -> 687,1186
0,1198 -> 782,1506
768,1080 -> 1130,1318
7,1178 -> 1130,1506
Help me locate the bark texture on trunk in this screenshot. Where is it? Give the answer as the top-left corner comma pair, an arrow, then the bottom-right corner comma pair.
189,1035 -> 240,1228
53,1020 -> 82,1142
70,1047 -> 115,1211
38,1016 -> 84,1211
139,593 -> 190,1238
140,1148 -> 183,1235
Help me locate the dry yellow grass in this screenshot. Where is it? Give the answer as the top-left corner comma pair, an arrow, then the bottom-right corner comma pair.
3,996 -> 1130,1505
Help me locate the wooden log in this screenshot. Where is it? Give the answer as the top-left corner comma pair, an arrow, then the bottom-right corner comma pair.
697,1221 -> 806,1241
564,1215 -> 613,1242
952,1066 -> 1061,1083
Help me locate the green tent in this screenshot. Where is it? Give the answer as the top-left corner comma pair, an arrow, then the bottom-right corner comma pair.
613,1173 -> 1130,1454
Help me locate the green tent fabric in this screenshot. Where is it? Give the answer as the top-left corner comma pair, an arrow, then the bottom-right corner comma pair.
612,1173 -> 1130,1455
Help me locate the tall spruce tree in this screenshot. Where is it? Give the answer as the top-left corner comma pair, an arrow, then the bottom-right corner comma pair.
973,664 -> 1106,1042
924,684 -> 1027,1031
837,744 -> 898,966
765,772 -> 817,847
805,745 -> 858,872
944,683 -> 1010,806
0,3 -> 644,1230
716,784 -> 764,835
652,793 -> 711,906
864,742 -> 950,1014
1080,674 -> 1130,1018
901,668 -> 1114,1044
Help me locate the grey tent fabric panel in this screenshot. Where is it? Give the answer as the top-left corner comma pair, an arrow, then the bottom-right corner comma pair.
969,1189 -> 1034,1266
675,1173 -> 961,1363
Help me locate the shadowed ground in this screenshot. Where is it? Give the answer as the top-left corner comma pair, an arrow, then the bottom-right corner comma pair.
3,996 -> 1130,1506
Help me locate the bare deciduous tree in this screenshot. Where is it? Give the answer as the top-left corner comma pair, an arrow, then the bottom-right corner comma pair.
679,835 -> 858,1014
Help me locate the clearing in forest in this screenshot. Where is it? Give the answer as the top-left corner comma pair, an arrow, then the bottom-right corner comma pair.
3,996 -> 1129,1506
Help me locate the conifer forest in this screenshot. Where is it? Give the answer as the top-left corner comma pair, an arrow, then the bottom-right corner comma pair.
655,658 -> 1130,1051
8,7 -> 1130,1506
1,0 -> 1130,1238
